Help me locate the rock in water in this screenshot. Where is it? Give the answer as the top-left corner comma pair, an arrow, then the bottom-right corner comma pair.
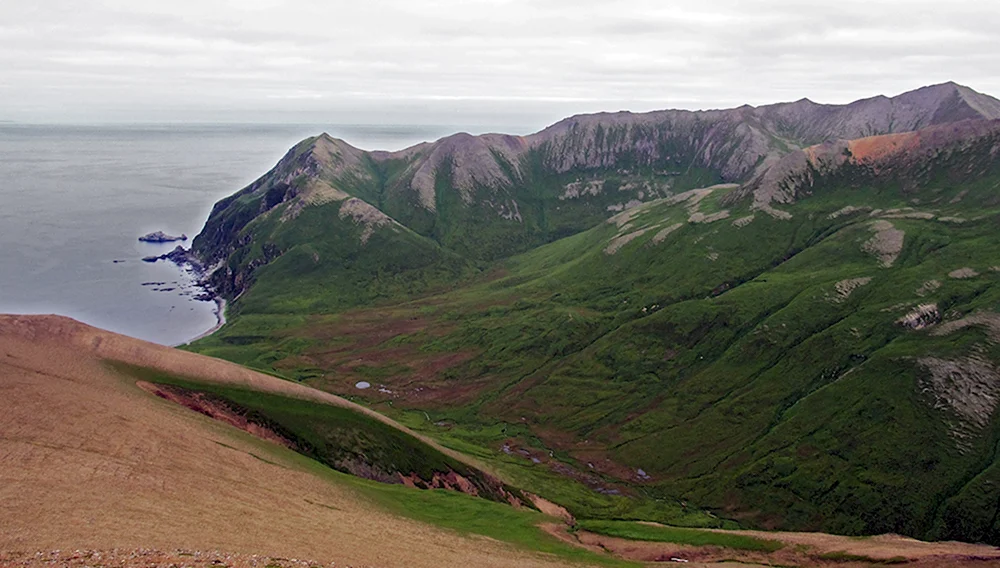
139,231 -> 188,243
141,246 -> 202,270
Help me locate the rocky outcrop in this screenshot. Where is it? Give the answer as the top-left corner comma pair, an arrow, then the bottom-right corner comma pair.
528,110 -> 774,182
139,231 -> 187,243
831,277 -> 872,303
398,470 -> 528,508
863,221 -> 905,268
739,118 -> 1000,209
918,354 -> 1000,450
141,245 -> 202,270
932,312 -> 1000,343
338,198 -> 396,244
899,304 -> 941,330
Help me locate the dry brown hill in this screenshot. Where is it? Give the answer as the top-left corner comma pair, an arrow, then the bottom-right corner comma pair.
0,314 -> 575,568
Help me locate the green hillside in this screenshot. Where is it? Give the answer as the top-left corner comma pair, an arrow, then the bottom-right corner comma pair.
184,89 -> 1000,544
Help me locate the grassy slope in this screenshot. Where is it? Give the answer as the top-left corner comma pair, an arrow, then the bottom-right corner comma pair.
197,130 -> 725,315
109,362 -> 635,568
189,152 -> 1000,542
575,520 -> 783,552
232,200 -> 472,315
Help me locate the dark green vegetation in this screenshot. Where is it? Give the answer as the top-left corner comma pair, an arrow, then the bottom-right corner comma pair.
110,362 -> 531,505
108,363 -> 636,567
575,520 -> 783,552
185,84 -> 1000,545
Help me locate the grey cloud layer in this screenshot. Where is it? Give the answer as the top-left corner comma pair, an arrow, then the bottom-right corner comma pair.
2,0 -> 998,124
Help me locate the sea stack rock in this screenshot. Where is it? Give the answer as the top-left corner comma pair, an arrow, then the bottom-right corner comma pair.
139,231 -> 188,243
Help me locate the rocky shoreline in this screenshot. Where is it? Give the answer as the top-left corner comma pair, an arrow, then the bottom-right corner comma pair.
139,245 -> 226,341
141,245 -> 202,268
180,297 -> 227,346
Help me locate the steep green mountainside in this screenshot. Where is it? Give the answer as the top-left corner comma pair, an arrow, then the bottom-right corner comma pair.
192,83 -> 1000,314
188,84 -> 1000,544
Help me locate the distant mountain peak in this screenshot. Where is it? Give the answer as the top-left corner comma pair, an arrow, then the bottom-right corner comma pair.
891,82 -> 1000,123
392,131 -> 529,211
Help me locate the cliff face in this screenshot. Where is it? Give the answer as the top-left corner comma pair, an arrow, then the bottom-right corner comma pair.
741,119 -> 1000,210
527,110 -> 773,181
192,82 -> 1000,306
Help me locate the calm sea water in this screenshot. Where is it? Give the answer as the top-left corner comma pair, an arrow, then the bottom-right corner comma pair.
0,123 -> 520,345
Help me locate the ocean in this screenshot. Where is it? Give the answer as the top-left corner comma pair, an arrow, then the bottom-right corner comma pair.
0,123 -> 521,346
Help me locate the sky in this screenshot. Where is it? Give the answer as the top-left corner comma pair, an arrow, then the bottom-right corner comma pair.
2,0 -> 999,130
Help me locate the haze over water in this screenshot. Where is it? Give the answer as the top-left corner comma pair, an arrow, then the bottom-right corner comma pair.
0,123 -> 528,345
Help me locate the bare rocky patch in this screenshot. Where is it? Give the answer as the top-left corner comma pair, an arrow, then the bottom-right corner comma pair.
932,312 -> 1000,343
862,220 -> 905,267
280,180 -> 350,222
758,203 -> 793,220
828,205 -> 870,219
526,494 -> 575,524
561,179 -> 603,200
732,214 -> 755,227
665,185 -> 735,215
605,227 -> 656,255
949,267 -> 980,279
406,133 -> 528,211
606,199 -> 644,212
606,204 -> 646,228
665,187 -> 715,209
918,354 -> 1000,449
688,210 -> 731,224
487,198 -> 523,222
338,198 -> 395,244
651,223 -> 684,245
830,277 -> 872,303
898,304 -> 941,330
881,211 -> 936,220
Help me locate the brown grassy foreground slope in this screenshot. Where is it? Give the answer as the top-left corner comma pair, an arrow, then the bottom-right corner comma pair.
0,314 -> 576,568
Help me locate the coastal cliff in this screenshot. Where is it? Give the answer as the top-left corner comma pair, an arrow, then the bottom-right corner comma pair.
192,82 -> 1000,309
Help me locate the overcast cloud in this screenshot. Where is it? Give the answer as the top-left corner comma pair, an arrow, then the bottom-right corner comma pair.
2,0 -> 998,128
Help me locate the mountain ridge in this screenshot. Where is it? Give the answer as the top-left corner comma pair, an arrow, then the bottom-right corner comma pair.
191,82 -> 1000,307
184,82 -> 1000,543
